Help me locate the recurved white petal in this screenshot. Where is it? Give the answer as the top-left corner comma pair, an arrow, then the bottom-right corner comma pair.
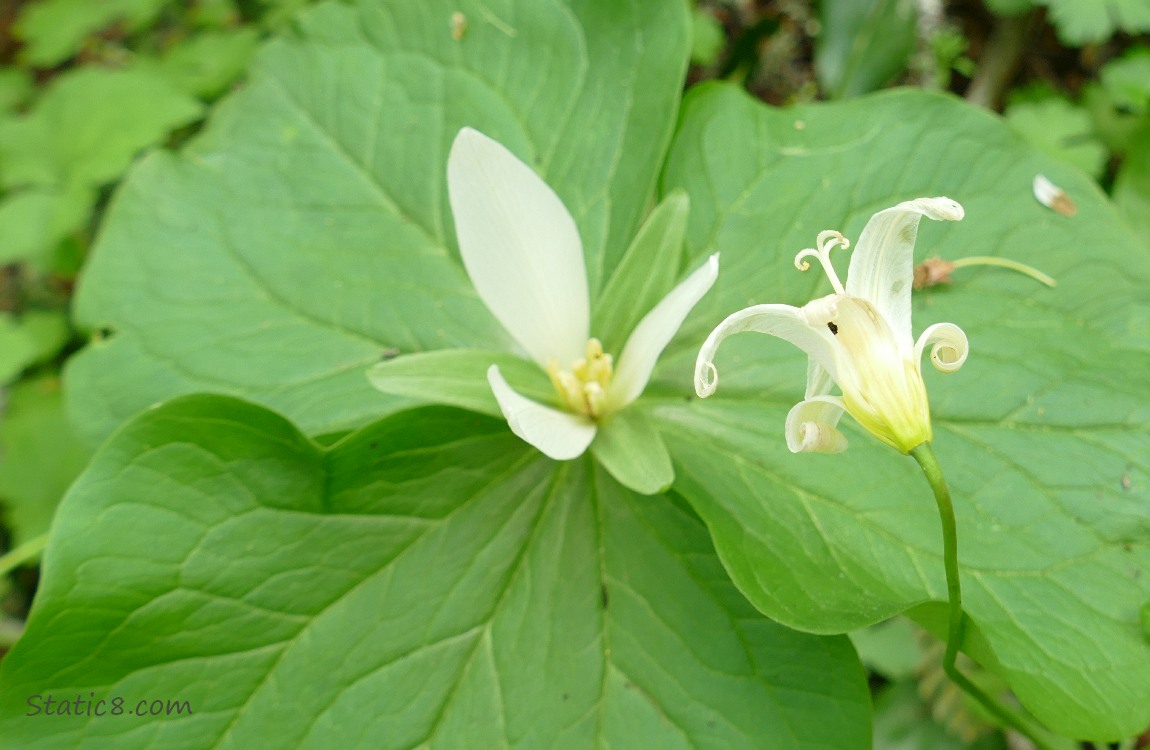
608,254 -> 719,410
448,128 -> 589,367
785,395 -> 848,453
487,365 -> 597,460
695,302 -> 838,398
806,358 -> 835,399
845,197 -> 964,344
914,322 -> 969,374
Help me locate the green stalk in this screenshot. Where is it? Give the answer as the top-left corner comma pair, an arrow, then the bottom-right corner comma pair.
910,443 -> 1054,749
950,256 -> 1056,288
0,533 -> 47,578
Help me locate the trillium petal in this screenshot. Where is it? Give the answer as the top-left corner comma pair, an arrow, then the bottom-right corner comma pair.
609,254 -> 719,410
695,302 -> 838,398
845,197 -> 964,343
806,358 -> 835,399
487,365 -> 597,460
448,128 -> 589,367
914,322 -> 969,374
785,395 -> 848,453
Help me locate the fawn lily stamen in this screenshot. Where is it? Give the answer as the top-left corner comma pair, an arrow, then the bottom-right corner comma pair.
793,230 -> 850,294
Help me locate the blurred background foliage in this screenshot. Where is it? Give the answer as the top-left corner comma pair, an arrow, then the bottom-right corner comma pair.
0,0 -> 1147,747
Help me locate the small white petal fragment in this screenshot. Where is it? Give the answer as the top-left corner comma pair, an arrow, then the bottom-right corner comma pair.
785,396 -> 848,453
695,302 -> 839,398
448,128 -> 589,367
913,322 -> 969,374
846,196 -> 964,344
609,254 -> 719,410
487,366 -> 597,460
1033,174 -> 1077,217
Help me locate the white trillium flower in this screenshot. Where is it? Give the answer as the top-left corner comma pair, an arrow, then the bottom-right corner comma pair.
449,127 -> 719,460
694,197 -> 969,454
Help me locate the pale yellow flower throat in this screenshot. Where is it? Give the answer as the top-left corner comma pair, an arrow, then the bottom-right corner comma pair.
547,338 -> 614,419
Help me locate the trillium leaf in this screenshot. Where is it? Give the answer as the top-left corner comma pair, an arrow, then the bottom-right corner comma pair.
67,0 -> 691,444
0,397 -> 872,749
652,83 -> 1150,740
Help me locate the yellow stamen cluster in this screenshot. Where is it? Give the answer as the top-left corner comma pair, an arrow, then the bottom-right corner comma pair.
547,338 -> 614,419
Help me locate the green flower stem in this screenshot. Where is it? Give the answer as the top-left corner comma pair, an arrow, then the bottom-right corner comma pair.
950,256 -> 1056,288
0,533 -> 47,578
910,443 -> 1054,749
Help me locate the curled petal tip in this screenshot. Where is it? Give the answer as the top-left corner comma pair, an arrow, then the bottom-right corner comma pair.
785,396 -> 848,453
793,422 -> 848,453
926,197 -> 964,221
694,360 -> 718,398
914,322 -> 969,374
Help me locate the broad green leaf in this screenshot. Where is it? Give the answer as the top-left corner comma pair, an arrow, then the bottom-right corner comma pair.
67,0 -> 691,444
651,83 -> 1150,740
590,407 -> 673,495
260,0 -> 316,29
984,0 -> 1150,44
0,186 -> 94,268
1005,97 -> 1107,178
148,29 -> 262,99
814,0 -> 916,99
690,7 -> 725,66
0,68 -> 202,191
0,68 -> 32,113
0,376 -> 92,548
15,0 -> 173,67
0,397 -> 871,748
1043,0 -> 1150,44
0,311 -> 70,384
1081,82 -> 1146,155
1100,46 -> 1150,116
190,0 -> 242,29
1114,125 -> 1150,239
592,189 -> 691,355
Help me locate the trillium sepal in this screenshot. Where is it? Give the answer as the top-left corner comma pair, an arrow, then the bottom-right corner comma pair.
695,197 -> 969,455
372,127 -> 718,477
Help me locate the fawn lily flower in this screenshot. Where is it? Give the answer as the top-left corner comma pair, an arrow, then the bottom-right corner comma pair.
695,197 -> 969,454
449,127 -> 718,460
